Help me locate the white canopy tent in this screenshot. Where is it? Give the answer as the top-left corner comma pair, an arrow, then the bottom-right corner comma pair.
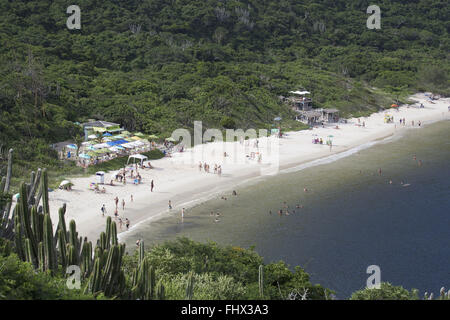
127,154 -> 148,166
289,90 -> 310,95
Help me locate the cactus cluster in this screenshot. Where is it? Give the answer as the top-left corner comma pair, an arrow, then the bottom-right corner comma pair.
0,151 -> 177,299
130,240 -> 165,300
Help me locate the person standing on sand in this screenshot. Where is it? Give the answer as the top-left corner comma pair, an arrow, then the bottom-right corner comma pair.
181,208 -> 185,220
118,218 -> 123,229
114,207 -> 118,218
125,218 -> 130,230
114,196 -> 119,208
101,204 -> 106,217
122,199 -> 125,210
378,168 -> 382,176
151,180 -> 154,192
168,200 -> 172,210
131,194 -> 133,202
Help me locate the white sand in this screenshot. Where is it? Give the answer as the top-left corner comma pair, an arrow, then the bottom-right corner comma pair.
48,93 -> 450,242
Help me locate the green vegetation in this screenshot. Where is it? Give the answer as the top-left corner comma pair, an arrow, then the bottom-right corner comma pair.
1,0 -> 449,185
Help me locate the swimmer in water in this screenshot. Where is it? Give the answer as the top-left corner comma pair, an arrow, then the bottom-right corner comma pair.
210,211 -> 214,216
378,168 -> 382,176
269,210 -> 272,215
278,210 -> 283,216
418,160 -> 422,167
389,180 -> 393,184
413,155 -> 417,161
304,188 -> 308,192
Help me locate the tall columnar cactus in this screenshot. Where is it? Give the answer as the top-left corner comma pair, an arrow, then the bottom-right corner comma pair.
43,213 -> 57,272
40,169 -> 49,215
3,149 -> 13,193
186,272 -> 195,300
156,281 -> 165,300
259,264 -> 264,298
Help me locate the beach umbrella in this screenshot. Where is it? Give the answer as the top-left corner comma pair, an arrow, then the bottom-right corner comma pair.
79,153 -> 92,159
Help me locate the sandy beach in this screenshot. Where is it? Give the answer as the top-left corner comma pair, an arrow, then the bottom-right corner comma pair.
47,93 -> 450,242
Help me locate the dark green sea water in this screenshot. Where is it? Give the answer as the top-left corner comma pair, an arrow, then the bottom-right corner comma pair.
123,120 -> 450,298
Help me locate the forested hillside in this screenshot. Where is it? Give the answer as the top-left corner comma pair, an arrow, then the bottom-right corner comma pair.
0,0 -> 449,169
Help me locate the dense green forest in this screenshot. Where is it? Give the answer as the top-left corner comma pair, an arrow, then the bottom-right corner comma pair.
0,0 -> 449,179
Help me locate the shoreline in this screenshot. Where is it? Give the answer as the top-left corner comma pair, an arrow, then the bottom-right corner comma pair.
47,93 -> 450,242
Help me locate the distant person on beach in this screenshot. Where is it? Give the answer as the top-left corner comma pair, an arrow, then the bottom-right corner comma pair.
114,207 -> 118,218
114,196 -> 119,208
418,160 -> 422,167
304,187 -> 308,192
378,168 -> 382,176
168,200 -> 172,209
122,199 -> 125,210
101,204 -> 106,216
210,211 -> 214,216
232,190 -> 237,196
151,180 -> 154,192
136,239 -> 140,247
125,218 -> 130,230
118,218 -> 123,229
131,194 -> 133,202
181,208 -> 185,219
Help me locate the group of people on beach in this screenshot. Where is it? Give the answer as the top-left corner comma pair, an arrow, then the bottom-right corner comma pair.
98,196 -> 131,230
199,162 -> 222,176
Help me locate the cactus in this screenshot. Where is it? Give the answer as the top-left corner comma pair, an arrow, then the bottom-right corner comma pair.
57,229 -> 67,268
186,272 -> 195,300
43,213 -> 56,272
3,149 -> 13,193
40,169 -> 49,215
259,264 -> 264,298
156,281 -> 165,300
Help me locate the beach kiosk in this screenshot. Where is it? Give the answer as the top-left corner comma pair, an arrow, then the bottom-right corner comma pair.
96,171 -> 105,184
127,154 -> 148,166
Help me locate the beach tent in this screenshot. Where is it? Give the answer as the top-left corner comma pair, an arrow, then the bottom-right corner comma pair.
93,143 -> 109,149
289,90 -> 310,95
127,154 -> 148,166
78,153 -> 91,159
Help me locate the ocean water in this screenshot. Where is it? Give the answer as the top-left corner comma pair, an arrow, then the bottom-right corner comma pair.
123,120 -> 450,298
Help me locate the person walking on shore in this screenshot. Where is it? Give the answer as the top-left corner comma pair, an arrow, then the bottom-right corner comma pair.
114,196 -> 119,208
101,204 -> 106,217
151,180 -> 154,192
125,218 -> 130,230
122,199 -> 125,210
168,200 -> 172,210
